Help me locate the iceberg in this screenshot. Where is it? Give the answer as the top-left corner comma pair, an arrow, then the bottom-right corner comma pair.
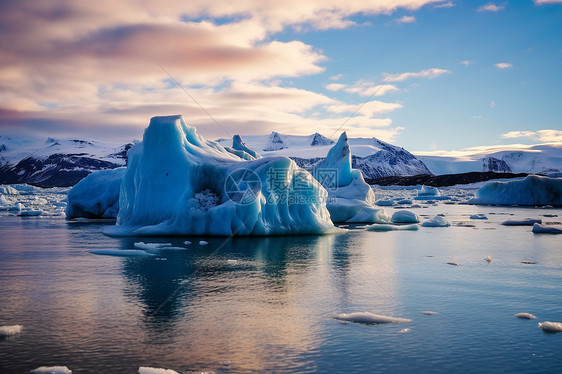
138,367 -> 180,374
421,216 -> 450,227
391,210 -> 420,224
0,324 -> 22,337
538,321 -> 562,333
334,312 -> 412,324
224,134 -> 262,160
66,167 -> 125,219
469,175 -> 562,206
104,115 -> 337,236
366,224 -> 419,231
418,185 -> 440,196
30,367 -> 72,374
515,313 -> 536,319
313,133 -> 389,223
532,223 -> 562,234
501,218 -> 541,226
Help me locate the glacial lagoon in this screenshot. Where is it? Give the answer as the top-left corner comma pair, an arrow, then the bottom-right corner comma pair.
1,187 -> 561,373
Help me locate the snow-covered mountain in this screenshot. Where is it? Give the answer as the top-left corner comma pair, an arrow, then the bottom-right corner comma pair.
417,144 -> 562,176
0,135 -> 133,187
217,132 -> 431,179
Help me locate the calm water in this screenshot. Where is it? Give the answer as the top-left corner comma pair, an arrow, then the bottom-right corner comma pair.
1,201 -> 561,373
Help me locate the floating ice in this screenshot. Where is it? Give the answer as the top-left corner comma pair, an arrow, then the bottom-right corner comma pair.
30,366 -> 72,374
391,210 -> 420,224
532,223 -> 562,234
66,168 -> 125,219
418,185 -> 440,197
515,313 -> 536,319
334,312 -> 412,324
134,242 -> 172,250
447,262 -> 459,266
422,311 -> 438,315
366,224 -> 419,232
199,240 -> 209,245
88,249 -> 155,257
486,256 -> 492,263
538,321 -> 562,333
314,133 -> 388,223
470,214 -> 488,220
103,115 -> 337,236
0,325 -> 22,337
376,199 -> 395,206
138,367 -> 180,374
17,209 -> 43,216
184,241 -> 191,245
421,216 -> 450,227
469,175 -> 562,206
501,219 -> 541,226
396,199 -> 412,205
0,185 -> 19,195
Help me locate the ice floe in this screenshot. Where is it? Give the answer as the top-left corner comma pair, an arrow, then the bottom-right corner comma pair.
469,175 -> 562,206
30,366 -> 72,374
501,219 -> 542,226
391,210 -> 420,223
366,224 -> 419,232
515,313 -> 536,319
421,216 -> 450,227
0,324 -> 22,337
134,242 -> 172,250
538,321 -> 562,333
334,312 -> 412,324
138,367 -> 180,374
88,249 -> 155,257
532,223 -> 562,234
470,214 -> 488,220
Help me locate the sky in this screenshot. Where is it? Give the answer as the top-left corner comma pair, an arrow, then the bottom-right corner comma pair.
0,0 -> 561,154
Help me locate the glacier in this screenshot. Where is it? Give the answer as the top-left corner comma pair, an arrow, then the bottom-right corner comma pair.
313,132 -> 389,223
469,175 -> 562,206
103,115 -> 338,236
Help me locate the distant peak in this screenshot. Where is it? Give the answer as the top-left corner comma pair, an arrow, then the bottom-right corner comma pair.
310,132 -> 334,146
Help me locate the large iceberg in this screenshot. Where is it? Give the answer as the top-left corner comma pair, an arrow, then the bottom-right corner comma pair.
469,175 -> 562,206
66,168 -> 125,219
104,115 -> 338,236
313,133 -> 389,223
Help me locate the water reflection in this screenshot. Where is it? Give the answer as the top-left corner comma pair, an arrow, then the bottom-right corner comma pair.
118,235 -> 339,372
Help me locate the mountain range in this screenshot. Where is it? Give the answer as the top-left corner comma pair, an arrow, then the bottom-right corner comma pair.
1,132 -> 560,187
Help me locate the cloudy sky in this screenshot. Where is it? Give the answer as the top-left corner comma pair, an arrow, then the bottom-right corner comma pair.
1,0 -> 561,153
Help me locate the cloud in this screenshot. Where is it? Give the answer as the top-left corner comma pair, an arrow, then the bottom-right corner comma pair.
501,130 -> 562,143
534,0 -> 562,4
434,1 -> 455,7
394,15 -> 416,23
386,68 -> 451,82
495,62 -> 513,69
459,60 -> 473,66
325,81 -> 399,96
477,2 -> 506,12
328,100 -> 403,117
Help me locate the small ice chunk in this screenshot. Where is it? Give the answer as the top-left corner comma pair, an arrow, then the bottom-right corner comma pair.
88,249 -> 155,257
421,216 -> 450,227
30,366 -> 72,374
538,321 -> 562,333
366,224 -> 418,232
447,262 -> 459,266
17,209 -> 43,216
184,241 -> 192,245
486,256 -> 492,263
398,328 -> 412,334
138,368 -> 180,374
0,325 -> 23,337
501,219 -> 542,226
334,312 -> 412,324
418,185 -> 440,197
376,199 -> 395,206
199,240 -> 209,245
532,223 -> 562,234
134,242 -> 172,250
470,214 -> 488,220
422,311 -> 438,315
391,210 -> 420,224
515,313 -> 536,319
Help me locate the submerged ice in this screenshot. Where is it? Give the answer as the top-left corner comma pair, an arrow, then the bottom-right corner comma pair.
104,115 -> 337,236
469,175 -> 562,206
